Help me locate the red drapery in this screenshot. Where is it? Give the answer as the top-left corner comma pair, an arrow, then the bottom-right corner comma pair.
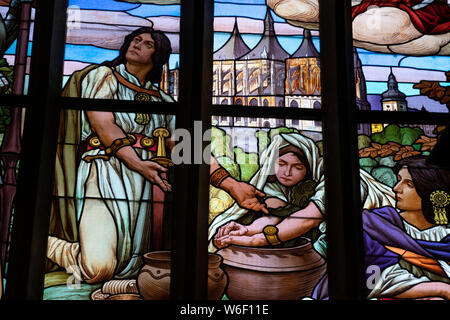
352,0 -> 450,34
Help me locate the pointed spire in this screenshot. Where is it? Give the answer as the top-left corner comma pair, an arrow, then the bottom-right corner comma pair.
291,28 -> 319,58
381,70 -> 406,102
263,7 -> 275,36
240,8 -> 289,61
213,18 -> 250,60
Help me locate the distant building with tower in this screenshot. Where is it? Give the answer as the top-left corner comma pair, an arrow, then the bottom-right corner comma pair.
165,8 -> 387,135
371,70 -> 408,134
381,71 -> 408,112
211,10 -> 326,131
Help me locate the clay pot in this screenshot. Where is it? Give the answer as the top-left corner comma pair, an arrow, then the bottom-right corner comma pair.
137,251 -> 227,300
137,251 -> 171,300
107,294 -> 142,300
207,253 -> 228,300
216,238 -> 327,300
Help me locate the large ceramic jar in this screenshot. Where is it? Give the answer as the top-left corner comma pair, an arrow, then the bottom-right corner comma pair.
207,253 -> 228,300
216,238 -> 327,300
137,251 -> 228,300
137,251 -> 171,300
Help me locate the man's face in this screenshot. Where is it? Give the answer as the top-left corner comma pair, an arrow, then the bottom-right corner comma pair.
126,33 -> 156,66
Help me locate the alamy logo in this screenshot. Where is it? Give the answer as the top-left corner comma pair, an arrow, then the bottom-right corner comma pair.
366,265 -> 381,290
66,265 -> 81,290
67,5 -> 81,30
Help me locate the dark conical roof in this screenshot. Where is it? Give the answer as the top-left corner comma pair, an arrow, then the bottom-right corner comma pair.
214,19 -> 250,60
291,29 -> 319,58
381,71 -> 406,102
240,9 -> 289,61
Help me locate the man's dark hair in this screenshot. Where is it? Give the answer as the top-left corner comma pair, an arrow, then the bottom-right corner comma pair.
102,27 -> 172,84
394,156 -> 450,225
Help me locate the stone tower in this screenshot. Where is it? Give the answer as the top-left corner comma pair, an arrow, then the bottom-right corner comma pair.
354,47 -> 371,135
235,9 -> 289,110
212,18 -> 250,105
285,29 -> 321,106
381,71 -> 407,112
284,28 -> 321,130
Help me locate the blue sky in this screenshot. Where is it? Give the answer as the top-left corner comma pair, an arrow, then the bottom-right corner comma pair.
127,4 -> 180,17
69,0 -> 139,11
64,44 -> 179,70
41,0 -> 450,98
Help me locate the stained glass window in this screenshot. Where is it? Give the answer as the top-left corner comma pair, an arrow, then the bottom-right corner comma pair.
350,0 -> 450,300
44,109 -> 175,300
208,117 -> 327,300
43,0 -> 180,301
0,0 -> 35,95
0,105 -> 24,299
2,0 -> 447,303
357,122 -> 450,300
351,0 -> 450,115
63,0 -> 180,101
212,0 -> 322,108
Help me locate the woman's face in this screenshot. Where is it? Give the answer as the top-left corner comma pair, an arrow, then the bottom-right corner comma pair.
126,33 -> 156,66
275,152 -> 307,187
393,167 -> 422,211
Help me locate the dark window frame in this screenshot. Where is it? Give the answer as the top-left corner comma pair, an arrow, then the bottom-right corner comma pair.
2,0 -> 449,300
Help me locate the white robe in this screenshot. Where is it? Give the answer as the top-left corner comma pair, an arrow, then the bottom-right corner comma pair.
368,222 -> 450,299
75,64 -> 175,278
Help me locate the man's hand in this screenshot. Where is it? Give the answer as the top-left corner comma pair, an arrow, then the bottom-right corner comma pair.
136,160 -> 172,192
221,178 -> 268,214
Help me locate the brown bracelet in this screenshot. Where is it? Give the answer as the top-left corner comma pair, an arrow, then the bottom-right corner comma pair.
210,167 -> 230,188
84,135 -> 137,163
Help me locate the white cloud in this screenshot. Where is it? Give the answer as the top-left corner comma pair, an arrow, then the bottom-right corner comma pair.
267,0 -> 450,56
65,9 -> 179,53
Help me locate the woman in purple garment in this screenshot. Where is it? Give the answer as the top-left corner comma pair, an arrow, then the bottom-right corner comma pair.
362,156 -> 450,299
312,156 -> 450,300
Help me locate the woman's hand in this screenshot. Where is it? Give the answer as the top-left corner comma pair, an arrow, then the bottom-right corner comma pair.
214,233 -> 267,249
134,160 -> 172,192
215,221 -> 248,239
394,282 -> 450,300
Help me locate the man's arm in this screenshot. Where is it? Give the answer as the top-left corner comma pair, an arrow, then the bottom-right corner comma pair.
86,111 -> 171,192
210,156 -> 268,214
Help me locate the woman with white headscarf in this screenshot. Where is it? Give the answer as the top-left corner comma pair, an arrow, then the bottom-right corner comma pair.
210,132 -> 395,255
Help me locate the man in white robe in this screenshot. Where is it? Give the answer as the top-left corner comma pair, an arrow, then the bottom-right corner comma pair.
47,27 -> 175,283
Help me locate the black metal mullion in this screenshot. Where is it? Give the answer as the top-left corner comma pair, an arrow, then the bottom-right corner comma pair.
170,0 -> 212,300
5,0 -> 68,300
59,97 -> 178,114
356,110 -> 449,125
211,105 -> 322,120
194,0 -> 214,301
319,0 -> 366,299
0,95 -> 32,107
